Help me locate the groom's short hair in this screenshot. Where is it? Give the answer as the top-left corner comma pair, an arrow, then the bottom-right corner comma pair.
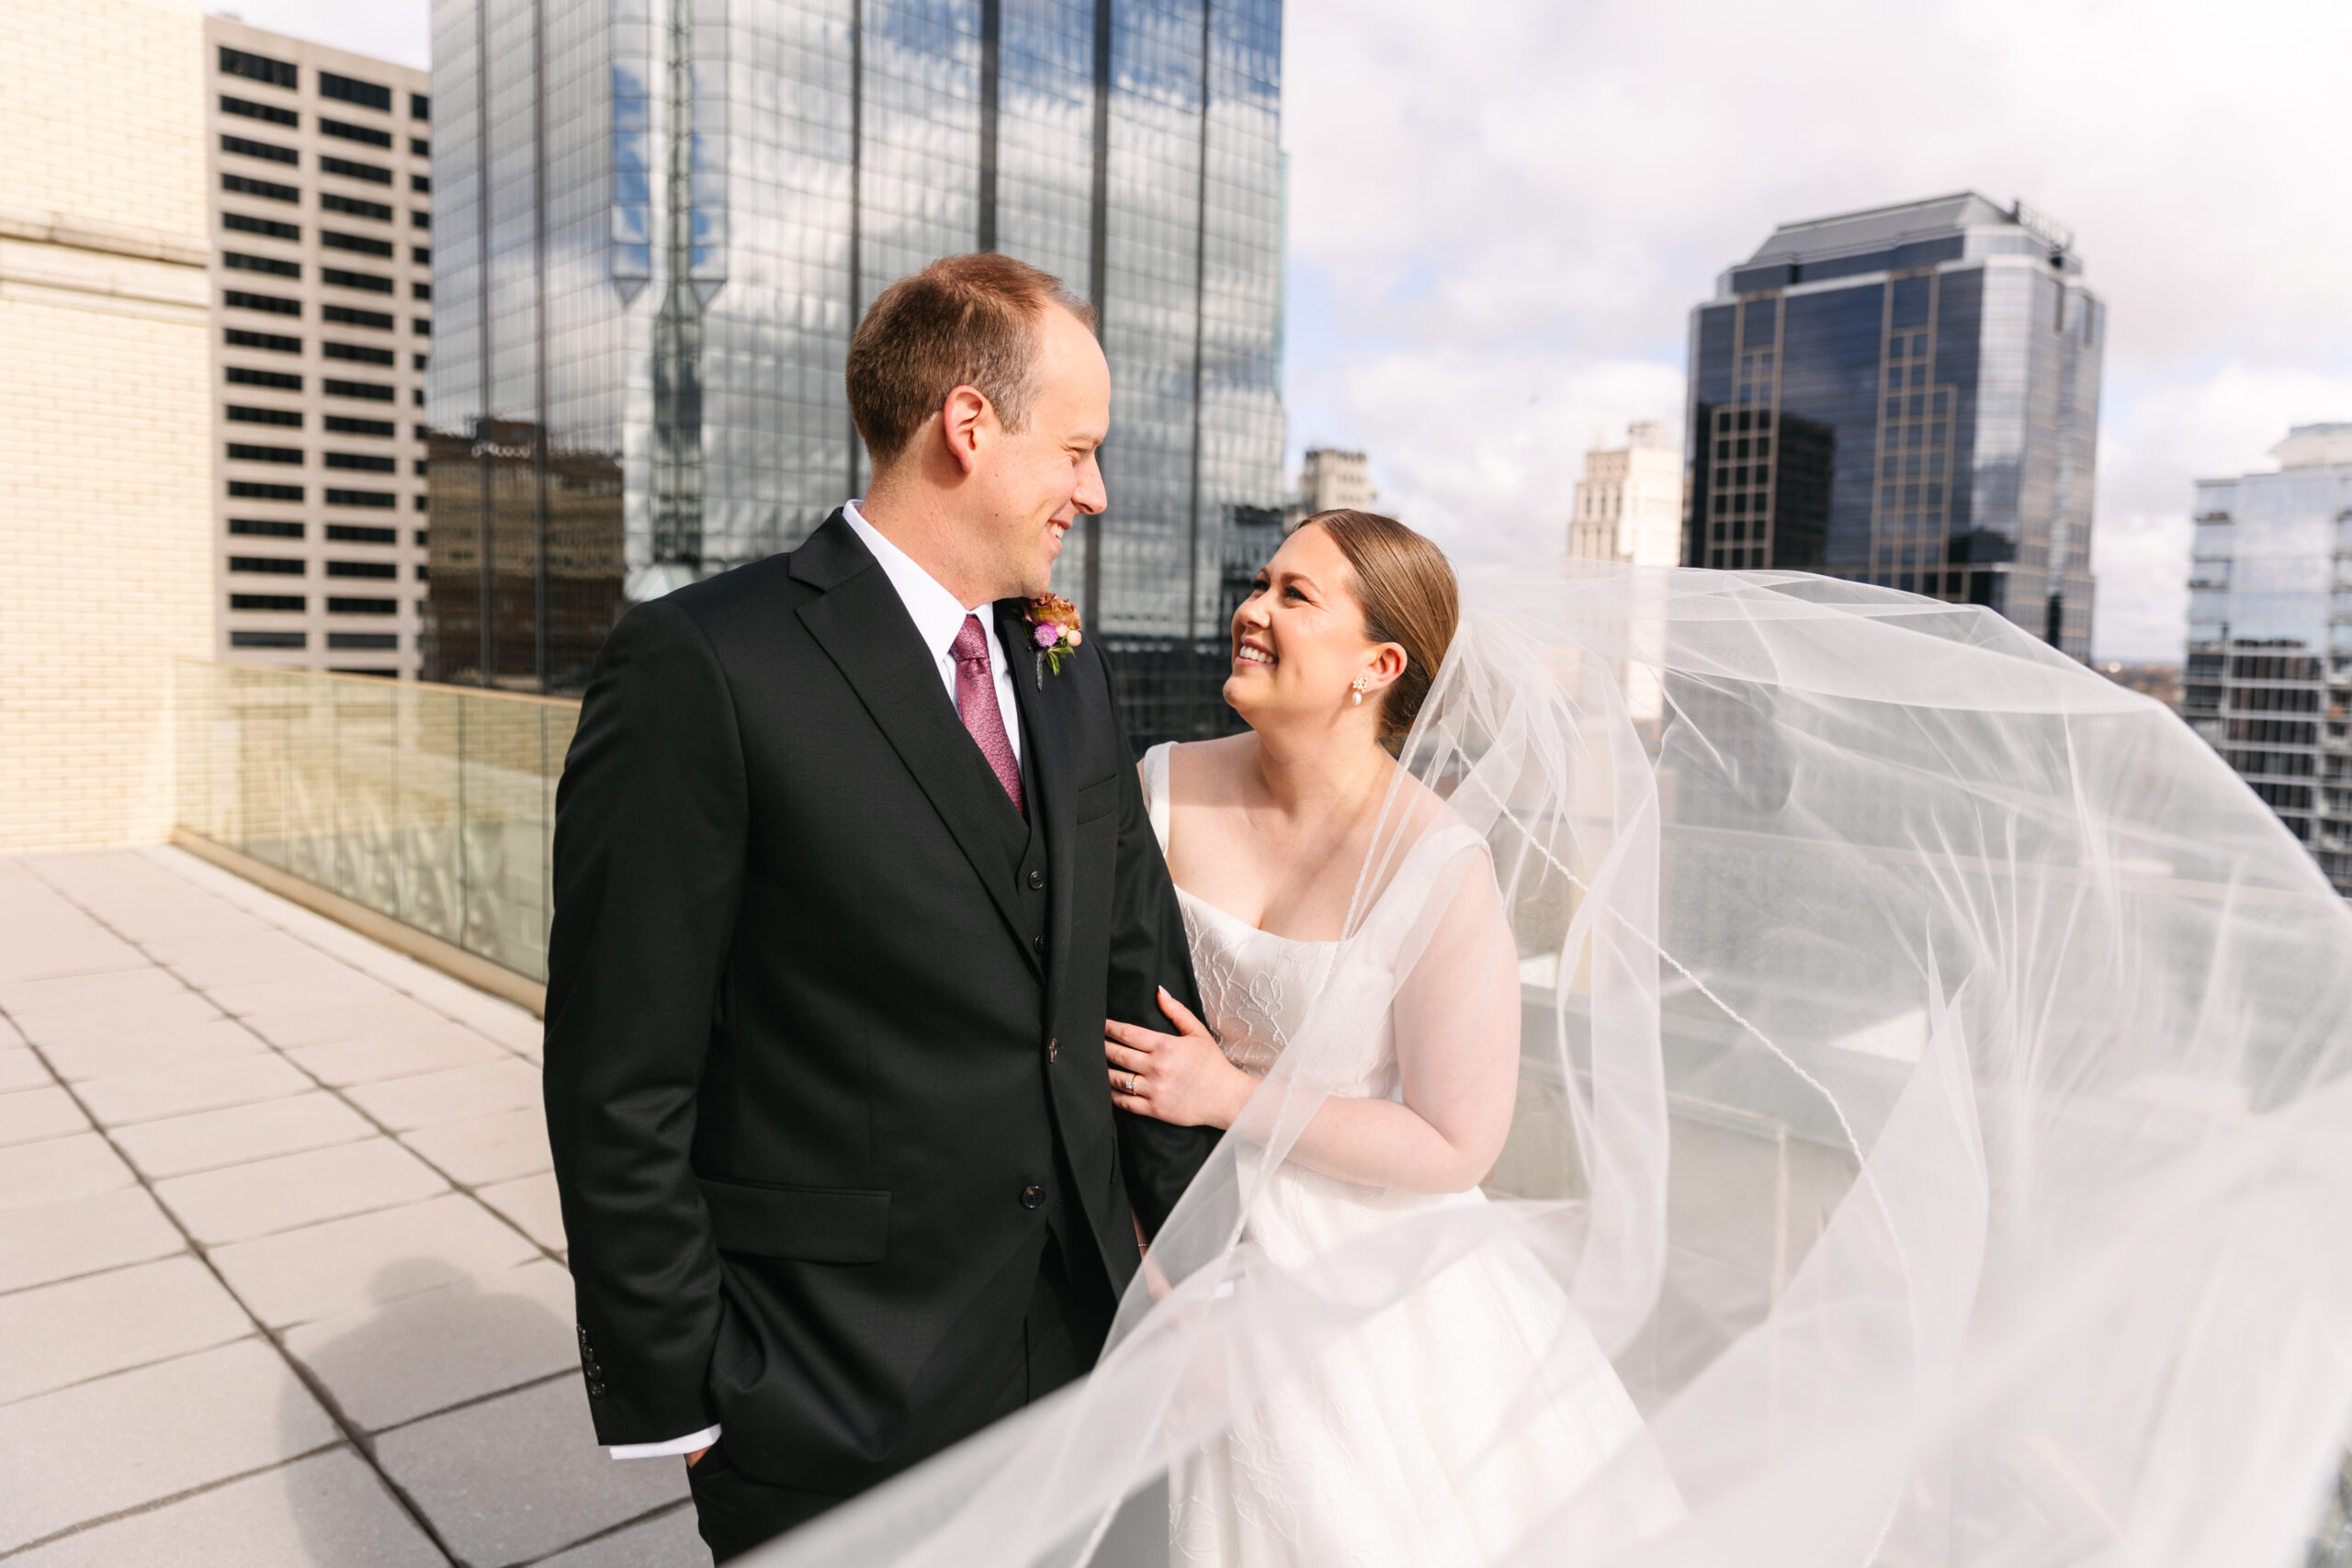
847,254 -> 1096,468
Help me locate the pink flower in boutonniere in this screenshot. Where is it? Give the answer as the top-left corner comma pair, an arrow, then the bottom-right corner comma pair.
1025,593 -> 1083,685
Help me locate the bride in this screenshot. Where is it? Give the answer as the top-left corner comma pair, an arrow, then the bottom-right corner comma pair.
1102,510 -> 1680,1564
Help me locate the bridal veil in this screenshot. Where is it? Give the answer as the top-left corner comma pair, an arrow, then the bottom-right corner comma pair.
760,561 -> 2352,1568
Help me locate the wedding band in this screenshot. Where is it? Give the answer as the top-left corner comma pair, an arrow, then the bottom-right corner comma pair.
1124,1073 -> 1139,1095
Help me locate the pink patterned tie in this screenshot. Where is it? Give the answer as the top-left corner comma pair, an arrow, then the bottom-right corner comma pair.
951,615 -> 1023,817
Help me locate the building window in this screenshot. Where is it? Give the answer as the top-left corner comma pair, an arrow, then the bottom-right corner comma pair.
325,488 -> 397,509
323,342 -> 396,367
323,267 -> 394,294
219,46 -> 296,90
226,405 -> 302,428
227,480 -> 302,502
411,354 -> 428,371
323,378 -> 395,401
323,415 -> 395,438
411,246 -> 431,265
413,317 -> 431,336
413,530 -> 428,547
220,134 -> 296,166
224,252 -> 300,279
411,281 -> 432,301
321,71 -> 392,110
410,137 -> 430,156
230,593 -> 306,612
322,192 -> 393,222
322,231 -> 396,258
230,518 -> 305,538
225,289 -> 300,317
329,632 -> 400,650
231,630 -> 307,649
220,95 -> 297,128
229,556 -> 305,576
322,304 -> 394,330
326,524 -> 397,544
328,560 -> 398,579
320,118 -> 393,149
321,156 -> 392,186
410,174 -> 431,194
223,213 -> 300,242
410,92 -> 430,120
221,173 -> 298,204
227,443 -> 303,465
327,597 -> 399,615
410,210 -> 430,231
225,367 -> 301,390
325,452 -> 398,472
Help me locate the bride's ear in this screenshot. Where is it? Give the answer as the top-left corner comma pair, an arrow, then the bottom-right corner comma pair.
1364,642 -> 1409,694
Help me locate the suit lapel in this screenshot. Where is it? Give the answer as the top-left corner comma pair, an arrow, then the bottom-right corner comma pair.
998,599 -> 1076,997
793,518 -> 1038,976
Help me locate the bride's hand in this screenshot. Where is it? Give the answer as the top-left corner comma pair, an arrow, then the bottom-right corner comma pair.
1106,987 -> 1255,1130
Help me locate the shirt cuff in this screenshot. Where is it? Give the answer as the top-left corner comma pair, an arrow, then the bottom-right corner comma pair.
608,1423 -> 721,1461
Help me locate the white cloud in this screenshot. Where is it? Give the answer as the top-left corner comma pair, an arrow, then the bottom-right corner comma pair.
1281,0 -> 2352,660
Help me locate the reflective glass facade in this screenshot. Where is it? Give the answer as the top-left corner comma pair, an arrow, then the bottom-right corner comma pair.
1686,193 -> 2102,659
425,0 -> 1284,747
2180,427 -> 2352,896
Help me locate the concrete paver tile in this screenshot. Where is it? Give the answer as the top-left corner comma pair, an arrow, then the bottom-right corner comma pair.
112,1091 -> 373,1180
0,1087 -> 90,1148
243,993 -> 449,1049
209,1192 -> 539,1328
402,1106 -> 552,1188
4,1448 -> 445,1568
345,1059 -> 542,1132
0,1133 -> 135,1213
75,1053 -> 310,1127
165,931 -> 359,989
10,991 -> 225,1048
431,995 -> 544,1056
287,1021 -> 506,1087
284,1258 -> 579,1433
0,1256 -> 254,1406
36,1018 -> 267,1083
0,1189 -> 185,1294
477,1171 -> 568,1254
374,1377 -> 690,1567
536,1503 -> 712,1568
0,1045 -> 52,1091
0,1338 -> 339,1553
0,1016 -> 22,1050
0,964 -> 189,1017
206,969 -> 405,1021
155,1139 -> 449,1246
0,942 -> 144,988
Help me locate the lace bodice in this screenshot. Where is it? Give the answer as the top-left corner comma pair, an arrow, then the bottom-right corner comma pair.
1143,743 -> 1397,1099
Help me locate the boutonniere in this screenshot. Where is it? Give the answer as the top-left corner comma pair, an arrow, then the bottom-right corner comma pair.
1026,593 -> 1083,688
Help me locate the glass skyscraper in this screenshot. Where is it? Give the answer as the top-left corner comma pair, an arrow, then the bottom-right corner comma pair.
1686,193 -> 2103,659
424,0 -> 1283,747
2181,423 -> 2352,897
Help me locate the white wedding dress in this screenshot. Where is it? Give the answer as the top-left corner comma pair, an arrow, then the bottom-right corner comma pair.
1142,744 -> 1680,1568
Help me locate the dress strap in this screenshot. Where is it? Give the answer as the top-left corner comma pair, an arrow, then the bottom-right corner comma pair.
1141,741 -> 1174,856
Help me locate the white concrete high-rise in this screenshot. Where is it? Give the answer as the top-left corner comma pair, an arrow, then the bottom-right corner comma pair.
1570,421 -> 1683,567
1290,447 -> 1378,528
206,17 -> 433,679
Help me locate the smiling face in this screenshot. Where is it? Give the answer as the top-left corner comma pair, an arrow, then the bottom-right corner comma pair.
1225,523 -> 1408,733
964,303 -> 1110,599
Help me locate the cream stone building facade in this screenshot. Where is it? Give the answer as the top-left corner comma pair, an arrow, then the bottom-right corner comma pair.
1287,447 -> 1379,530
206,17 -> 434,679
0,0 -> 214,852
1570,421 -> 1684,568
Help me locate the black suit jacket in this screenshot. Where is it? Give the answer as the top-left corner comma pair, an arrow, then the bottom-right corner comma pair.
542,511 -> 1216,1494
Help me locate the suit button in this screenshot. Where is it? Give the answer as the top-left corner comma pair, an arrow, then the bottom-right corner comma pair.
1019,1183 -> 1045,1210
1028,870 -> 1045,889
1034,934 -> 1045,953
1046,1036 -> 1058,1063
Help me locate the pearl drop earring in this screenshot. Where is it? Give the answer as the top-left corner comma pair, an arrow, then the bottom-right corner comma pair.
1351,673 -> 1370,705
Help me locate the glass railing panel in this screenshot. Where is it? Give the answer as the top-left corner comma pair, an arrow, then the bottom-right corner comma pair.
175,660 -> 577,985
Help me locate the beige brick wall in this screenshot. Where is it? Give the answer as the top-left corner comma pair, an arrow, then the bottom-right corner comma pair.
0,0 -> 213,852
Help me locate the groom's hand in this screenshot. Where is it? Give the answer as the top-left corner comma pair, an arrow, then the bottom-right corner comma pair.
1106,987 -> 1253,1130
685,1447 -> 710,1468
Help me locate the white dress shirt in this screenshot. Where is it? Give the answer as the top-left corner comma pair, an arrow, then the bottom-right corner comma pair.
608,500 -> 1024,1462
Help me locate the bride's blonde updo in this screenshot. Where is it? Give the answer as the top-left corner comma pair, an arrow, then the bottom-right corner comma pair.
1300,510 -> 1459,738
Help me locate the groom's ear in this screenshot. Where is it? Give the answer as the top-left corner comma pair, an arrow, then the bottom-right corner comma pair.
939,384 -> 995,477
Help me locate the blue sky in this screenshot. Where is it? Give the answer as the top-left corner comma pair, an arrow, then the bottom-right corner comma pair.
263,0 -> 2352,660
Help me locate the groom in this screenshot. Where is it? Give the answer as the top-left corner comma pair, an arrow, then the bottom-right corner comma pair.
543,254 -> 1216,1562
